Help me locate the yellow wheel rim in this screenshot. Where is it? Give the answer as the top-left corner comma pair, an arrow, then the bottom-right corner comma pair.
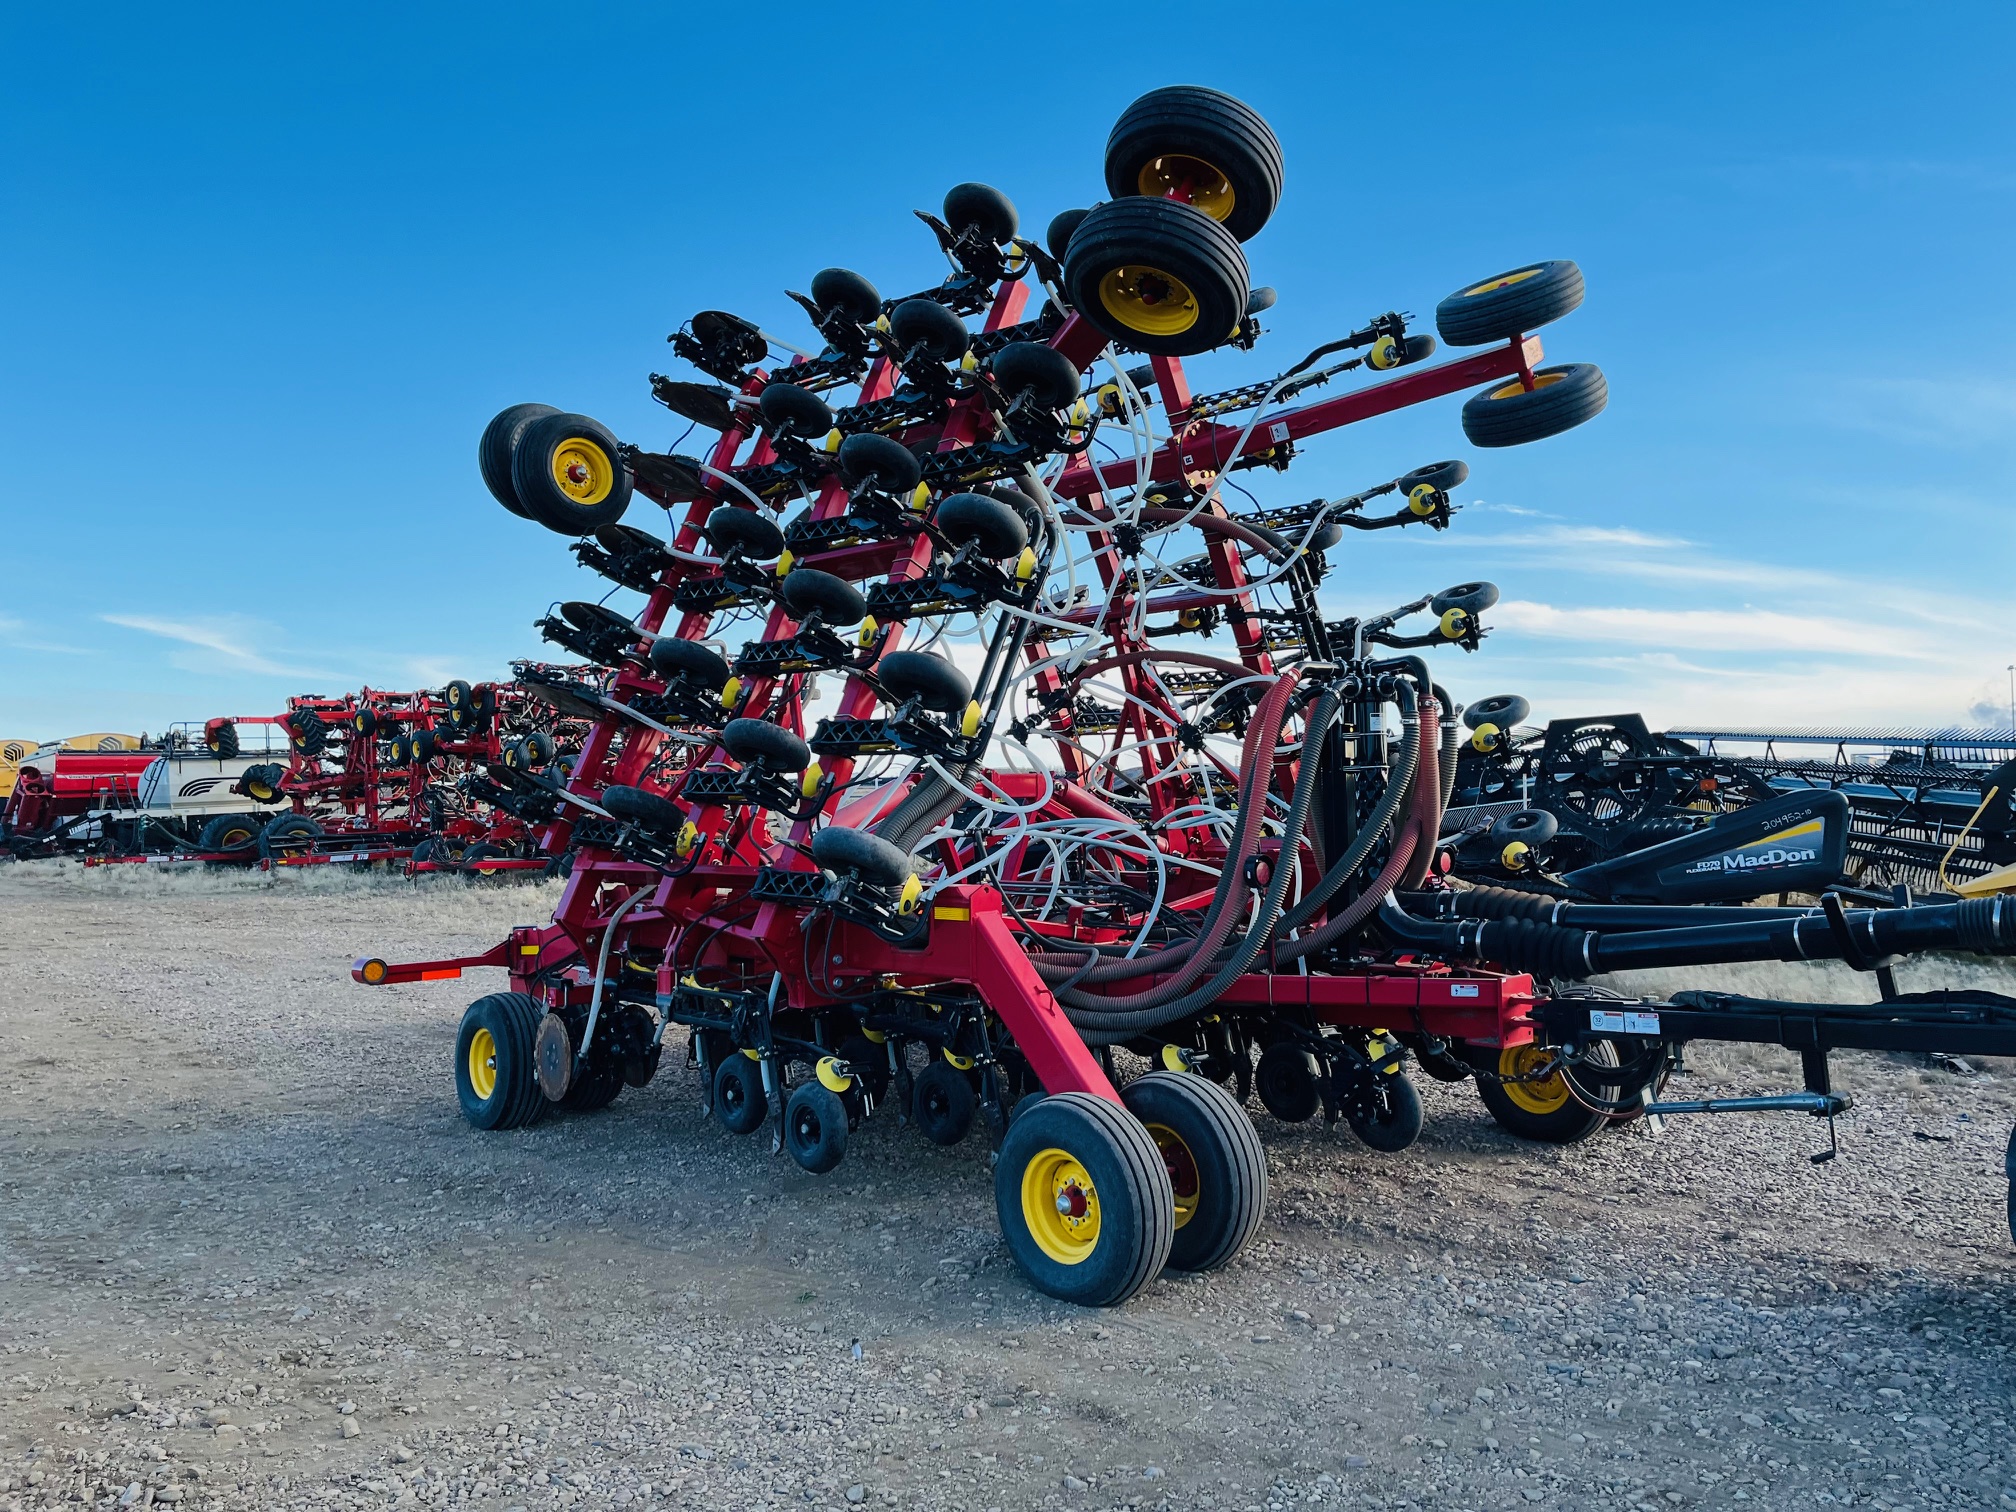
551,438 -> 615,506
1136,154 -> 1235,223
1098,265 -> 1200,337
468,1027 -> 499,1101
1461,266 -> 1544,297
219,826 -> 252,848
1485,371 -> 1567,402
1499,1044 -> 1568,1116
1020,1147 -> 1101,1265
1146,1124 -> 1200,1231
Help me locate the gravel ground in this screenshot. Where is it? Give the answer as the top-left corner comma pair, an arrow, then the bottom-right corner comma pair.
2,863 -> 2013,1512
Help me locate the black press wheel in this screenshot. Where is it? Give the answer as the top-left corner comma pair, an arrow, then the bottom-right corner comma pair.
1063,196 -> 1249,358
561,1063 -> 623,1113
1435,261 -> 1585,347
888,298 -> 970,363
649,636 -> 731,691
875,650 -> 972,714
1103,85 -> 1283,243
712,1053 -> 769,1136
943,182 -> 1018,244
478,403 -> 560,520
721,717 -> 811,773
911,1057 -> 978,1146
1397,459 -> 1469,496
989,342 -> 1082,411
811,267 -> 882,325
1465,693 -> 1530,731
704,503 -> 785,561
602,784 -> 685,835
1472,1040 -> 1620,1144
994,1091 -> 1175,1307
835,432 -> 923,496
1119,1072 -> 1267,1274
1461,363 -> 1608,448
784,1081 -> 850,1175
1346,1070 -> 1424,1153
510,411 -> 634,535
934,492 -> 1029,559
1046,208 -> 1092,262
1490,808 -> 1559,848
811,825 -> 915,889
197,813 -> 263,853
455,992 -> 548,1130
1255,1043 -> 1322,1123
757,380 -> 836,443
1432,581 -> 1500,616
780,567 -> 867,626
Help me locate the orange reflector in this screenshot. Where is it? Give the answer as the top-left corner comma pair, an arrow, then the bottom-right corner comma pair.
419,968 -> 462,981
360,959 -> 389,985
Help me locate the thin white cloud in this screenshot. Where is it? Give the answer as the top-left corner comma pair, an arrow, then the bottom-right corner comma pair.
101,614 -> 343,681
1489,599 -> 1941,661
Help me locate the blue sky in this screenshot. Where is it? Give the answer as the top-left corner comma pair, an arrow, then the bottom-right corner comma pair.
4,4 -> 2013,738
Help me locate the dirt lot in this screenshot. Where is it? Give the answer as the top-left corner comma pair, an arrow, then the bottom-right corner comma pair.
2,864 -> 2012,1512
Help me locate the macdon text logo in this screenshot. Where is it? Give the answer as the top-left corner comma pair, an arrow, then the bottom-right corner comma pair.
1681,845 -> 1819,877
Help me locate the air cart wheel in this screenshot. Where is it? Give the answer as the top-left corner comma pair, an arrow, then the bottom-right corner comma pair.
1461,364 -> 1608,448
703,504 -> 785,561
811,826 -> 914,889
479,402 -> 559,520
1436,261 -> 1585,347
785,1081 -> 850,1175
1120,1072 -> 1267,1274
239,763 -> 284,803
780,567 -> 867,626
912,1057 -> 977,1146
811,267 -> 882,324
1474,1040 -> 1620,1144
713,1053 -> 768,1135
989,342 -> 1082,411
888,298 -> 970,363
649,637 -> 731,691
1063,197 -> 1249,358
995,1092 -> 1175,1307
944,182 -> 1018,243
1347,1072 -> 1424,1153
835,432 -> 923,496
757,380 -> 835,442
876,651 -> 972,715
258,813 -> 322,861
722,718 -> 811,774
1466,693 -> 1530,732
511,411 -> 634,534
455,992 -> 548,1130
1255,1043 -> 1322,1123
198,814 -> 262,853
934,492 -> 1029,559
1104,85 -> 1283,243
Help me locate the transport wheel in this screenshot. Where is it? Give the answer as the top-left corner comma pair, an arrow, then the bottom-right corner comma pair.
935,492 -> 1029,559
943,182 -> 1018,243
1104,85 -> 1283,243
811,267 -> 882,324
784,1081 -> 850,1175
1473,1040 -> 1619,1144
876,651 -> 973,714
836,432 -> 923,495
888,298 -> 970,363
994,1092 -> 1174,1307
757,380 -> 836,442
1461,363 -> 1608,448
1435,261 -> 1585,347
989,342 -> 1082,411
478,403 -> 559,520
197,813 -> 262,853
780,567 -> 867,626
258,813 -> 322,861
704,503 -> 785,561
713,1053 -> 768,1136
912,1058 -> 978,1146
454,992 -> 548,1130
511,411 -> 634,535
1120,1072 -> 1267,1274
1347,1072 -> 1424,1153
1255,1043 -> 1322,1123
1063,197 -> 1249,358
649,636 -> 731,691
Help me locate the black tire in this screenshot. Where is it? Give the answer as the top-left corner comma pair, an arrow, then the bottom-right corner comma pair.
387,733 -> 411,765
1401,333 -> 1438,364
511,411 -> 634,535
1046,207 -> 1091,262
811,267 -> 881,324
1436,261 -> 1585,347
1473,1039 -> 1620,1144
835,432 -> 923,495
1255,1043 -> 1322,1123
1347,1072 -> 1424,1153
444,679 -> 473,710
722,717 -> 811,773
1063,196 -> 1249,358
1432,581 -> 1499,616
784,1082 -> 850,1175
478,403 -> 559,520
520,731 -> 557,768
1490,808 -> 1558,846
454,992 -> 549,1130
912,1058 -> 977,1146
1461,363 -> 1608,449
352,707 -> 378,737
1397,459 -> 1468,495
1120,1072 -> 1267,1274
704,504 -> 785,561
780,567 -> 866,626
888,298 -> 970,363
1104,85 -> 1282,243
876,650 -> 972,714
650,637 -> 731,691
198,814 -> 263,853
462,842 -> 509,878
994,1091 -> 1175,1307
757,381 -> 835,442
411,838 -> 434,864
837,1034 -> 892,1102
989,342 -> 1082,410
287,709 -> 327,756
408,727 -> 437,763
206,721 -> 241,759
1465,693 -> 1529,731
934,492 -> 1029,559
238,763 -> 285,804
943,182 -> 1018,244
811,825 -> 914,888
257,813 -> 322,860
713,1054 -> 768,1136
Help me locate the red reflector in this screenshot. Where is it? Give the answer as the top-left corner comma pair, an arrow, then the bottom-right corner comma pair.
419,968 -> 462,981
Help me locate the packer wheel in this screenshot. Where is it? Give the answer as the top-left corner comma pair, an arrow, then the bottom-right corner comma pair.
1473,1040 -> 1620,1144
995,1092 -> 1174,1307
784,1081 -> 850,1174
713,1053 -> 768,1135
455,992 -> 548,1130
1119,1072 -> 1267,1273
1346,1070 -> 1424,1153
911,1057 -> 977,1146
1255,1042 -> 1322,1123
